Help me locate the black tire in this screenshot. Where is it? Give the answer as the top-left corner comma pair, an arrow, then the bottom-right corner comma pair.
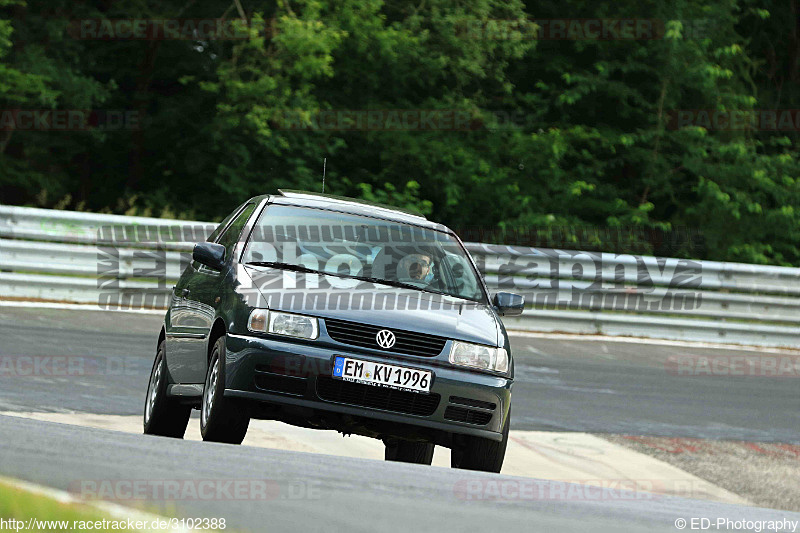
200,336 -> 250,444
143,340 -> 191,438
384,439 -> 435,465
451,408 -> 510,473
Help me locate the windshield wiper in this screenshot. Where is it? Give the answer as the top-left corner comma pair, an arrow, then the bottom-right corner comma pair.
245,261 -> 329,276
246,262 -> 467,300
349,275 -> 452,297
356,276 -> 483,302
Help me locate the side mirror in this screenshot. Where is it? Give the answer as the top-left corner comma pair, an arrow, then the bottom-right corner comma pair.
193,242 -> 226,271
493,292 -> 525,316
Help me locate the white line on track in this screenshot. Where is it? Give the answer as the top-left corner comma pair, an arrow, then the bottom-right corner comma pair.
0,475 -> 197,532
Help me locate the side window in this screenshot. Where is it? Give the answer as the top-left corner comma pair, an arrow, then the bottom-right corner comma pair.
217,203 -> 257,261
206,201 -> 248,243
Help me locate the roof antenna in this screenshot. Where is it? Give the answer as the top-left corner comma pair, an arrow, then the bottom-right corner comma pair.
322,158 -> 327,193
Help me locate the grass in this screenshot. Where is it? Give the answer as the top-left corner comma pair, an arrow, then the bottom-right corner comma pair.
1,480 -> 107,529
0,478 -> 234,532
0,479 -> 146,532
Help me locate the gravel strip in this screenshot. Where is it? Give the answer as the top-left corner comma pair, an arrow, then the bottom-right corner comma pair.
600,435 -> 800,511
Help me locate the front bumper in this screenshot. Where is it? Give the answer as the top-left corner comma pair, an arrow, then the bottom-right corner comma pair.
223,333 -> 512,442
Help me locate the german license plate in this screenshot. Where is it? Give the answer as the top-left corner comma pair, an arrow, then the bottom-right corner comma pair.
332,356 -> 432,393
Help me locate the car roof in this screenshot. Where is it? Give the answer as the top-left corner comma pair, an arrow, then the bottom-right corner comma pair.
249,190 -> 451,232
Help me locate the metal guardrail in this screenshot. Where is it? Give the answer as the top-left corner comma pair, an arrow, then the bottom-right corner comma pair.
1,204 -> 799,347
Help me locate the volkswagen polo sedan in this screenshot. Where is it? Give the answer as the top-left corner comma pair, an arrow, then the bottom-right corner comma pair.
144,190 -> 524,472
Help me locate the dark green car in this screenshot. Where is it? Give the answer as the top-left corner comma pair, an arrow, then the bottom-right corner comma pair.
144,190 -> 524,472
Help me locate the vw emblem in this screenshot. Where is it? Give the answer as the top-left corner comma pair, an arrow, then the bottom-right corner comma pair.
375,329 -> 396,349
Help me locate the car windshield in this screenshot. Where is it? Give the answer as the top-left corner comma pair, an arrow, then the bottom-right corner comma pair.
242,204 -> 486,302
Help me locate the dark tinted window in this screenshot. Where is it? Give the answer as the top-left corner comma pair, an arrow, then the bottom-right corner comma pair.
217,203 -> 257,260
207,201 -> 248,243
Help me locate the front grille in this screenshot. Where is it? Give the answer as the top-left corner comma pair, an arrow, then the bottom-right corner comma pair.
324,318 -> 447,357
444,406 -> 493,426
316,376 -> 440,416
449,396 -> 497,410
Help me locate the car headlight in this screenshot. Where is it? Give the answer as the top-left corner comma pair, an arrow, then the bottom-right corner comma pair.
449,341 -> 508,373
248,309 -> 319,339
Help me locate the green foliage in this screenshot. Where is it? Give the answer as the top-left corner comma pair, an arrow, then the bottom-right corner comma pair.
355,180 -> 433,216
0,0 -> 799,264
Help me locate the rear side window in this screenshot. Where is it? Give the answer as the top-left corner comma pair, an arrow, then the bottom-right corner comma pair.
217,203 -> 257,260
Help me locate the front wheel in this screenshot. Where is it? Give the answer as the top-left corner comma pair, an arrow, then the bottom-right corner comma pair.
384,439 -> 434,465
200,336 -> 250,444
451,408 -> 510,473
143,340 -> 191,438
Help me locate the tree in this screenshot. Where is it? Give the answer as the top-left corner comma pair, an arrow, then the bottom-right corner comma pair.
0,0 -> 798,265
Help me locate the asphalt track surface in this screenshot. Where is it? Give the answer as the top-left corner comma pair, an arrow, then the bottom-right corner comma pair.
1,306 -> 798,442
2,414 -> 800,533
2,306 -> 800,531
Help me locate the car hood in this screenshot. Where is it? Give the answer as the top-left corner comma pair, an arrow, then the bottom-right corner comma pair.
241,266 -> 501,346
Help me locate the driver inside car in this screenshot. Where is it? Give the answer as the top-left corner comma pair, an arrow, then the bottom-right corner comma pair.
397,251 -> 438,287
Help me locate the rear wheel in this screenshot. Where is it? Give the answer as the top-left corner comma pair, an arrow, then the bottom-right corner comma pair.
451,408 -> 510,473
201,336 -> 250,444
384,439 -> 435,465
143,340 -> 191,438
